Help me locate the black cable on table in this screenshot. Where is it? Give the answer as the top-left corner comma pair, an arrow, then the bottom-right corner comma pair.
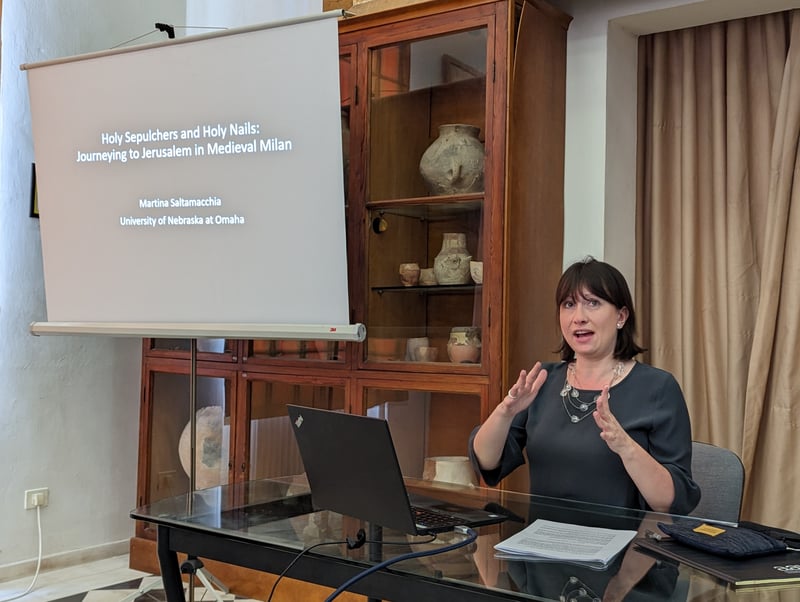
325,526 -> 478,601
266,529 -> 436,601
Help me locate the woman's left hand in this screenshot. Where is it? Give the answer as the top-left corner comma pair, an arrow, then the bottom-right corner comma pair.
594,386 -> 676,513
593,386 -> 633,456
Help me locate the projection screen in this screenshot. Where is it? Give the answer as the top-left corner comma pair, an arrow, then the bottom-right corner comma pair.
23,11 -> 362,340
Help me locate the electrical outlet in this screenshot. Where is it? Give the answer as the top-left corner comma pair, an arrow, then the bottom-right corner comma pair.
24,487 -> 49,510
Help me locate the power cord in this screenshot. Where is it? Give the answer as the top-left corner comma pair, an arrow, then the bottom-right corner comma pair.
266,539 -> 349,602
324,526 -> 478,601
0,506 -> 43,602
266,529 -> 436,602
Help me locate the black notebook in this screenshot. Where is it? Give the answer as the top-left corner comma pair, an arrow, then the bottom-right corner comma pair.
286,404 -> 507,535
636,536 -> 800,589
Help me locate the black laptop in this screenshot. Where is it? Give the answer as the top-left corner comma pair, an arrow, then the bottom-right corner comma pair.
286,404 -> 507,535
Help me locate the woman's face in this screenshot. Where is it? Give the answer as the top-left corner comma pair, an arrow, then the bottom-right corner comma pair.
559,287 -> 628,361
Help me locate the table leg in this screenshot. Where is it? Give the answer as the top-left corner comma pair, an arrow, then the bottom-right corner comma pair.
367,524 -> 383,602
157,525 -> 187,602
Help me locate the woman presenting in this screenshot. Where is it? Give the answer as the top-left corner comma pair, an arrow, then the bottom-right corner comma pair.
470,257 -> 699,515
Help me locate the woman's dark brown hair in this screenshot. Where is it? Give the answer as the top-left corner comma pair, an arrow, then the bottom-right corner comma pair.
556,256 -> 646,361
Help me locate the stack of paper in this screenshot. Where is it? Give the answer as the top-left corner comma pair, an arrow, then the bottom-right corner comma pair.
494,519 -> 638,569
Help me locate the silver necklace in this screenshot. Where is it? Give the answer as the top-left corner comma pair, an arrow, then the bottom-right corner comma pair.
560,361 -> 625,423
560,575 -> 600,602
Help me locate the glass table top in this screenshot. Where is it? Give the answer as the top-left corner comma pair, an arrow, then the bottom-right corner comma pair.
131,476 -> 800,601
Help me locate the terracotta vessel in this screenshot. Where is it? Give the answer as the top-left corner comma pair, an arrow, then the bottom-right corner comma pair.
398,262 -> 420,286
423,456 -> 478,486
419,267 -> 437,286
405,336 -> 429,361
447,326 -> 481,363
368,337 -> 403,360
419,124 -> 485,195
433,232 -> 472,285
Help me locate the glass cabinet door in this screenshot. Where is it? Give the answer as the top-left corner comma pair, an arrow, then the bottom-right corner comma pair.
137,362 -> 236,539
340,44 -> 355,206
245,339 -> 346,364
364,26 -> 488,370
363,385 -> 482,483
367,28 -> 487,202
243,374 -> 347,481
366,202 -> 483,365
143,367 -> 235,503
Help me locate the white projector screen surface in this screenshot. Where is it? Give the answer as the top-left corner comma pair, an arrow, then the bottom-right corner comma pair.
24,13 -> 352,335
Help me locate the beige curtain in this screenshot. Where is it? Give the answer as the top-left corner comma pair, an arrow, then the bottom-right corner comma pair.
636,10 -> 800,530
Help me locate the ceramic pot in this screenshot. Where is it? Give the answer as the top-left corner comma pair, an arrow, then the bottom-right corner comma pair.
434,232 -> 472,285
398,262 -> 420,286
414,346 -> 439,362
447,326 -> 481,363
423,456 -> 478,486
405,336 -> 429,361
419,267 -> 437,286
368,337 -> 402,361
178,406 -> 229,490
419,124 -> 485,195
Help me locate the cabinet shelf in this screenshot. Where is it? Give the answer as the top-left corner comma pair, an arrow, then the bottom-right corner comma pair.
367,195 -> 483,213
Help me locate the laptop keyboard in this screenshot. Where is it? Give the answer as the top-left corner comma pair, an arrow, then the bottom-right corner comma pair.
411,506 -> 463,531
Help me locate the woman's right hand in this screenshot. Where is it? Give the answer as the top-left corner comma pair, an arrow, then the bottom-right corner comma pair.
501,362 -> 547,414
473,362 -> 548,472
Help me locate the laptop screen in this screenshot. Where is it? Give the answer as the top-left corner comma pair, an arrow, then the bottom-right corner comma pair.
286,405 -> 507,535
287,404 -> 420,534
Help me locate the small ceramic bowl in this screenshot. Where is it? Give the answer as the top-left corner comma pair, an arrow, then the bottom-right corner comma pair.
469,261 -> 483,284
414,346 -> 439,362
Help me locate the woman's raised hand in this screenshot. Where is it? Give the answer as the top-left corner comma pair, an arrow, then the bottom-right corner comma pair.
502,362 -> 547,414
594,386 -> 633,455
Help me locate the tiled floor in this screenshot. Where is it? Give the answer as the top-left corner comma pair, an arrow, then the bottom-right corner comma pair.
0,555 -> 148,602
0,556 -> 261,602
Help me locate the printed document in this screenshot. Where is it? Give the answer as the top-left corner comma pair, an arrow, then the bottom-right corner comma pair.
494,519 -> 637,569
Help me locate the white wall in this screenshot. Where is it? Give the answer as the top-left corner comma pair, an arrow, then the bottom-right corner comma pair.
186,0 -> 321,27
0,0 -> 184,579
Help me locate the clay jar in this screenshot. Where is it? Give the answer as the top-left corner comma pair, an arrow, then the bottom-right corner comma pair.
434,232 -> 472,285
398,262 -> 420,286
419,267 -> 437,286
368,337 -> 403,361
447,326 -> 481,363
405,336 -> 429,361
423,456 -> 478,486
419,124 -> 485,195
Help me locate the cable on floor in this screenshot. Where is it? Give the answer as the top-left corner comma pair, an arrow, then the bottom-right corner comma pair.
0,506 -> 43,602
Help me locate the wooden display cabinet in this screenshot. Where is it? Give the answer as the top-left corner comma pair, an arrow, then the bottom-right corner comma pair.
341,0 -> 569,487
130,1 -> 569,597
